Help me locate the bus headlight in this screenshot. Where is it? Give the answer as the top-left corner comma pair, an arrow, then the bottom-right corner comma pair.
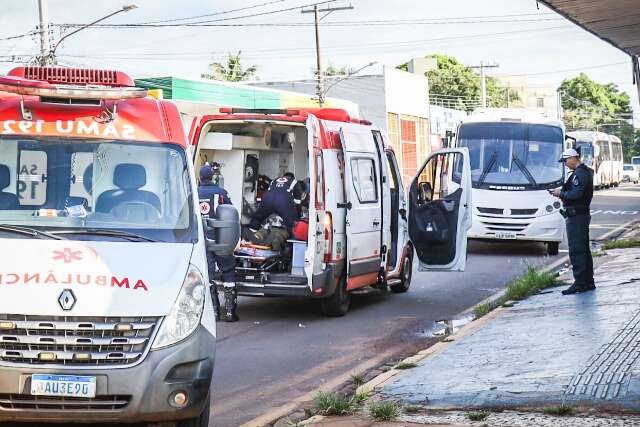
152,265 -> 206,350
553,201 -> 561,209
546,205 -> 554,213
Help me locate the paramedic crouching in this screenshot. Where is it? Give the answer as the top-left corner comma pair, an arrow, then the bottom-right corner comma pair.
248,172 -> 308,239
551,148 -> 595,295
198,164 -> 239,322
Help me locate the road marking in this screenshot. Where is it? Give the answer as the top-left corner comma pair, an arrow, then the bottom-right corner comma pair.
591,210 -> 639,216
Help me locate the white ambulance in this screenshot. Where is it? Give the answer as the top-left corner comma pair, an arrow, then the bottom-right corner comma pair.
190,108 -> 473,316
0,67 -> 239,426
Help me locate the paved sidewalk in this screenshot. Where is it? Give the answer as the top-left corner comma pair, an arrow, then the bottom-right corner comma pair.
379,247 -> 640,411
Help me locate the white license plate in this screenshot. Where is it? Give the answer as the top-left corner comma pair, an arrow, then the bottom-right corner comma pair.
495,232 -> 517,240
31,374 -> 96,398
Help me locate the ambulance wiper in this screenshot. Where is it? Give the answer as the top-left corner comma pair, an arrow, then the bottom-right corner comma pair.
0,224 -> 67,240
52,228 -> 159,242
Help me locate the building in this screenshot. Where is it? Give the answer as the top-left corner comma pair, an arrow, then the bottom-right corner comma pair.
135,75 -> 359,131
494,75 -> 559,118
252,66 -> 431,186
429,105 -> 467,150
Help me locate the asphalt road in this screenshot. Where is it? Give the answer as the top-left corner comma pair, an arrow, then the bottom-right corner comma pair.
210,185 -> 640,427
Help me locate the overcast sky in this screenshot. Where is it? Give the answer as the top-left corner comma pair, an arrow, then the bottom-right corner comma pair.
1,0 -> 637,115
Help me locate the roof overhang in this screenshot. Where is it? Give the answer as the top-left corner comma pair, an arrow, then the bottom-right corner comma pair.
538,0 -> 640,95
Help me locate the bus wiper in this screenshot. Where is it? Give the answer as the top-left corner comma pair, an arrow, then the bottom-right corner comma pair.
51,228 -> 159,242
478,151 -> 498,185
512,154 -> 538,187
0,224 -> 67,240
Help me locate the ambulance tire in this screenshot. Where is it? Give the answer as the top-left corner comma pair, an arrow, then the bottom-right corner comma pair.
390,251 -> 413,294
177,398 -> 210,427
320,277 -> 350,317
546,242 -> 560,256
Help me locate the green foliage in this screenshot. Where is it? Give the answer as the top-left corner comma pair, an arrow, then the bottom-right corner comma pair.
398,54 -> 518,111
543,404 -> 575,416
504,266 -> 557,301
474,301 -> 496,319
201,51 -> 258,82
314,391 -> 356,416
352,389 -> 369,405
395,361 -> 418,370
404,404 -> 422,414
325,64 -> 355,77
350,373 -> 365,386
467,410 -> 490,421
368,400 -> 402,421
602,239 -> 640,250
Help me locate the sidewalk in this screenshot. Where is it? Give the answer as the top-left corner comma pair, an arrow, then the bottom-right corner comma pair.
300,242 -> 640,427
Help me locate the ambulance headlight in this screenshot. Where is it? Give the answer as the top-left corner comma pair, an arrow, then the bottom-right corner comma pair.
152,265 -> 206,349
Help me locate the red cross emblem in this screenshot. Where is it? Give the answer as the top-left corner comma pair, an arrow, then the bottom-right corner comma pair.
53,248 -> 83,264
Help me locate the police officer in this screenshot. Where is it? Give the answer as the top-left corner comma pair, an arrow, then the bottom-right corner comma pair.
198,164 -> 239,322
552,148 -> 595,295
248,172 -> 306,233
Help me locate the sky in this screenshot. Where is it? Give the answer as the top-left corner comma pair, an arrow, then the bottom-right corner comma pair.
1,0 -> 638,118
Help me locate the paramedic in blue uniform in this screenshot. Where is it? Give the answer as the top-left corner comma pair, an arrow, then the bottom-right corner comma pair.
552,148 -> 595,295
249,172 -> 306,233
198,164 -> 239,322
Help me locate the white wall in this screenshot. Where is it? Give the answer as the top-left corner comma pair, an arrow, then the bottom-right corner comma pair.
383,66 -> 430,119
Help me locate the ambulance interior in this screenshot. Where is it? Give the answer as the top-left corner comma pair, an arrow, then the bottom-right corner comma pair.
195,122 -> 311,279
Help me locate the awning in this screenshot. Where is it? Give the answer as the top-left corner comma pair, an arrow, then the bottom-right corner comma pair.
538,0 -> 640,95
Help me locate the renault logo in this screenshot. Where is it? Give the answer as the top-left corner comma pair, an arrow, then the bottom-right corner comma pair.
58,289 -> 76,311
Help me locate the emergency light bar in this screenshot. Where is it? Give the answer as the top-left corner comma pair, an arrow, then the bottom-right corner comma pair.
0,67 -> 147,100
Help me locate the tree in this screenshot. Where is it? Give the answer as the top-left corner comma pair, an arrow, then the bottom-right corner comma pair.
397,54 -> 517,111
559,73 -> 639,159
325,64 -> 356,77
201,51 -> 258,82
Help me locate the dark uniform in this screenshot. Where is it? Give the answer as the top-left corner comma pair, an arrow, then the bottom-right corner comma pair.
249,174 -> 305,232
198,165 -> 238,322
560,163 -> 594,293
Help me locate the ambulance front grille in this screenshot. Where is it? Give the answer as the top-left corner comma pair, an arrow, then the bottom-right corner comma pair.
0,315 -> 158,367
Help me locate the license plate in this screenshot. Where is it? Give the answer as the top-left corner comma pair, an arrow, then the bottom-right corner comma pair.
31,374 -> 96,398
495,232 -> 517,240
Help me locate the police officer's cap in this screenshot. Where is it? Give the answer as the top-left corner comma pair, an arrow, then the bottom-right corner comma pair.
200,164 -> 214,180
559,148 -> 580,162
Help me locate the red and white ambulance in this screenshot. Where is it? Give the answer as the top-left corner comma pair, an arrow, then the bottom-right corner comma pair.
0,67 -> 238,426
190,108 -> 473,316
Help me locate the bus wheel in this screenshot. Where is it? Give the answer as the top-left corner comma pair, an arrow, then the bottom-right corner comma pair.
320,277 -> 350,317
390,251 -> 413,293
547,242 -> 559,256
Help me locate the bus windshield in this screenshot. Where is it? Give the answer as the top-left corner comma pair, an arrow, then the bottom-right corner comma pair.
575,141 -> 594,167
633,157 -> 640,167
457,122 -> 564,189
0,136 -> 195,243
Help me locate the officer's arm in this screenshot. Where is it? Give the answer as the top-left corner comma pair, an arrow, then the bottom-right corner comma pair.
560,169 -> 586,201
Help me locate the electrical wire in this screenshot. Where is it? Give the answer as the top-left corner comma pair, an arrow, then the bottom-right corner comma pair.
0,30 -> 39,42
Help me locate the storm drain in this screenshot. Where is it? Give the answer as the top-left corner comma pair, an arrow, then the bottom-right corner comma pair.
566,308 -> 640,399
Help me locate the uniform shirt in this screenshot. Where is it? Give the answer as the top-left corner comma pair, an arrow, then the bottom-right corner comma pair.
267,175 -> 305,206
198,182 -> 231,219
560,163 -> 594,209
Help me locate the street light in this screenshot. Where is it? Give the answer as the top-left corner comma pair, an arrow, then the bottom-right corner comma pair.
324,62 -> 377,95
46,4 -> 137,65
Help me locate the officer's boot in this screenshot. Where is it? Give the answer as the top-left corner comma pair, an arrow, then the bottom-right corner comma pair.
210,284 -> 221,321
562,283 -> 583,295
222,283 -> 239,322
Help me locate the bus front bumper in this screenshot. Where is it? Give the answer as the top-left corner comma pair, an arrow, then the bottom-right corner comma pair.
469,212 -> 565,243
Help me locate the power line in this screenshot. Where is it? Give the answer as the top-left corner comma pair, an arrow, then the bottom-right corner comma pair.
0,30 -> 39,42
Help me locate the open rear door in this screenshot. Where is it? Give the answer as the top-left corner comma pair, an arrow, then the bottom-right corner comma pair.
408,148 -> 472,272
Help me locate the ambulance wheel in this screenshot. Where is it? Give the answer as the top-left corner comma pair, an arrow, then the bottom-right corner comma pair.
177,398 -> 210,427
321,277 -> 350,317
391,251 -> 413,293
547,242 -> 559,256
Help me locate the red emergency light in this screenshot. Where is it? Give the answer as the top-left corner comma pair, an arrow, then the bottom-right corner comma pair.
0,67 -> 147,100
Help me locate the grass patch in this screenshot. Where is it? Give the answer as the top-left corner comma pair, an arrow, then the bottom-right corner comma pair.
350,373 -> 365,387
474,301 -> 495,319
368,400 -> 402,421
602,239 -> 640,250
543,403 -> 575,416
314,391 -> 355,416
592,251 -> 608,258
466,410 -> 489,421
404,404 -> 422,414
352,389 -> 369,405
395,361 -> 417,370
503,266 -> 557,301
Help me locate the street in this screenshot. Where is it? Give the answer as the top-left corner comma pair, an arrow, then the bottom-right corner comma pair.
210,186 -> 640,426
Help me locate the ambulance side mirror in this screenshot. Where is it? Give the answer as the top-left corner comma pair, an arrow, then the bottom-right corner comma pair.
204,204 -> 240,255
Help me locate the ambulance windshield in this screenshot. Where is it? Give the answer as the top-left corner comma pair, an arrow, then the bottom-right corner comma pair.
0,137 -> 195,243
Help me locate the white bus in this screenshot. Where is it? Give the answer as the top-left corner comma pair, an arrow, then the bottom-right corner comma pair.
632,156 -> 640,172
455,109 -> 565,255
568,131 -> 624,189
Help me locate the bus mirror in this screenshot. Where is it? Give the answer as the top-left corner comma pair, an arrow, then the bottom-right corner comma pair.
565,135 -> 576,147
204,204 -> 240,255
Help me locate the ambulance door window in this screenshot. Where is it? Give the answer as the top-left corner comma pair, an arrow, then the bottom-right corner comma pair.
18,150 -> 47,206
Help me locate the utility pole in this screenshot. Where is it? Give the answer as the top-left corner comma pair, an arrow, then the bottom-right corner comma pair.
469,61 -> 499,108
37,0 -> 50,66
302,2 -> 353,106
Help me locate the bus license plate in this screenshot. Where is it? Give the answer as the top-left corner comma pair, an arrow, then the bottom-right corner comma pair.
31,374 -> 96,398
495,232 -> 517,240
